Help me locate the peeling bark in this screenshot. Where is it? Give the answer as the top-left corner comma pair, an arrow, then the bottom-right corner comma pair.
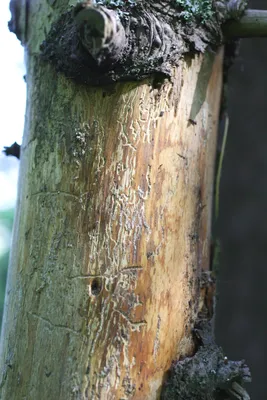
161,320 -> 251,399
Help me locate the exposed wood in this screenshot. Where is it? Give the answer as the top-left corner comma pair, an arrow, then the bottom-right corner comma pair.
0,1 -> 224,399
0,50 -> 223,400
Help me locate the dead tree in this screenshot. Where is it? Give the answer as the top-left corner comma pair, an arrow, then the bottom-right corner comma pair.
1,1 -> 257,398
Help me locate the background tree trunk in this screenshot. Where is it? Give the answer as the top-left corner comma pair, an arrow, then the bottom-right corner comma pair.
0,1 -> 223,398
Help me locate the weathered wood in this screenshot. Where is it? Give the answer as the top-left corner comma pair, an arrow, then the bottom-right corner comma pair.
0,1 -> 223,399
0,52 -> 223,400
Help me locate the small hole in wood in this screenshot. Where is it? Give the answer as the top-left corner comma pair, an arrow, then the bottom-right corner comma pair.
91,278 -> 102,296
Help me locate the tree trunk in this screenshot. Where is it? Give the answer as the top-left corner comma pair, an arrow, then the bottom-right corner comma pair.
0,1 -> 223,399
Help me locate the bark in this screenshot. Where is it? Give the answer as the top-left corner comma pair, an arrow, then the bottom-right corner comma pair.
0,1 -> 246,399
39,0 -> 247,85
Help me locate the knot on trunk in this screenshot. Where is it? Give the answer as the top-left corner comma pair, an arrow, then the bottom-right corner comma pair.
40,0 -> 247,85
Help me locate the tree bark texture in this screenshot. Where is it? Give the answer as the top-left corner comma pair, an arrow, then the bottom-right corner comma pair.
0,1 -> 223,399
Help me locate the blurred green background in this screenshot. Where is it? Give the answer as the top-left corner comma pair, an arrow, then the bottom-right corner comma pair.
0,209 -> 14,325
0,0 -> 25,326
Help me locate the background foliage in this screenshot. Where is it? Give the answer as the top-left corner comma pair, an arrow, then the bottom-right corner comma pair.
0,209 -> 14,325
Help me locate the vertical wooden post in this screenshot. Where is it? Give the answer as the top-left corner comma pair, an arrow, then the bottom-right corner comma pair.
0,2 -> 224,398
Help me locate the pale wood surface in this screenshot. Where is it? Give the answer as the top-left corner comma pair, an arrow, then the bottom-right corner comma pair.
0,2 -> 223,398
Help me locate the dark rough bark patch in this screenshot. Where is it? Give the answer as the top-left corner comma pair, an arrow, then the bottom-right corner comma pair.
39,0 -> 247,86
161,321 -> 251,400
